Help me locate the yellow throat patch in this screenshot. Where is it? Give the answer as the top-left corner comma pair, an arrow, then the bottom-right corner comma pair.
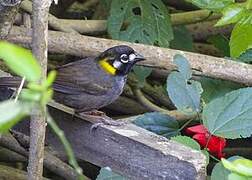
99,58 -> 116,75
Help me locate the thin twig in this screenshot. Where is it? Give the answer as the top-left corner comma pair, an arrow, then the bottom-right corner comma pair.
132,87 -> 196,122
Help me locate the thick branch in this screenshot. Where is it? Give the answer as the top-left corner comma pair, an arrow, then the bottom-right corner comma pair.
0,0 -> 21,39
7,26 -> 252,86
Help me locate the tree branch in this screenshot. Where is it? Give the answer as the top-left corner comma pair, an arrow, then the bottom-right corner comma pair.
7,26 -> 252,86
21,0 -> 79,34
0,164 -> 50,180
0,0 -> 21,39
19,0 -> 221,35
28,0 -> 51,179
0,132 -> 81,180
171,10 -> 221,25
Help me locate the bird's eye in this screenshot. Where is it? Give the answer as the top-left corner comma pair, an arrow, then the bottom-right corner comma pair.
120,54 -> 128,63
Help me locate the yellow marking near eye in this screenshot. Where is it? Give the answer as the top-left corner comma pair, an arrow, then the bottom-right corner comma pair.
99,58 -> 116,75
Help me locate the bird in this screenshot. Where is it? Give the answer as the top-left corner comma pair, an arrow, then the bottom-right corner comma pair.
0,45 -> 145,125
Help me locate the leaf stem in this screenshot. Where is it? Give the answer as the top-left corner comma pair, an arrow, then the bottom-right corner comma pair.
209,154 -> 220,162
47,114 -> 88,180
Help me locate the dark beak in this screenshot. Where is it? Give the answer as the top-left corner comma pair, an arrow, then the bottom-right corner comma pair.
134,52 -> 145,61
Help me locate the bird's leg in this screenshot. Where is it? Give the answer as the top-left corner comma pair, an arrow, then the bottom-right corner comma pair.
77,110 -> 125,130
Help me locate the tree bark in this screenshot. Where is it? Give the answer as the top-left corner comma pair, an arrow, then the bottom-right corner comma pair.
28,0 -> 52,179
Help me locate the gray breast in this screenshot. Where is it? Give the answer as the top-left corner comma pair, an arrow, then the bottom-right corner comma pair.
104,75 -> 126,104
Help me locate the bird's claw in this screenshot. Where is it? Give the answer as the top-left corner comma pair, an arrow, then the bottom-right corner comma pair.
90,116 -> 125,132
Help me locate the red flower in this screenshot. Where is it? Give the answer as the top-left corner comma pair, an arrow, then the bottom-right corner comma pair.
185,124 -> 226,159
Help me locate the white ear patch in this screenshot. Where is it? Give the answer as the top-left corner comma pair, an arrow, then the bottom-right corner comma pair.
113,60 -> 122,69
129,53 -> 136,61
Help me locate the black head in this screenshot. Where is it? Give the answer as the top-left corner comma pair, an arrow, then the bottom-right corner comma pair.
97,45 -> 145,76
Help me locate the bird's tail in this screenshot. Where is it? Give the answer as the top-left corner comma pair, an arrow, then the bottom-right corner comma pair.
0,77 -> 23,88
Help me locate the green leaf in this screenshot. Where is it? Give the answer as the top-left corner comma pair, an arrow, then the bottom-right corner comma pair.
133,66 -> 152,88
96,167 -> 126,180
41,89 -> 53,105
20,89 -> 41,102
215,4 -> 245,26
230,24 -> 252,58
0,100 -> 28,133
171,136 -> 200,150
171,136 -> 209,164
107,0 -> 173,47
0,41 -> 41,82
222,158 -> 252,177
167,55 -> 202,114
43,70 -> 57,88
211,156 -> 241,180
170,25 -> 194,51
133,112 -> 180,138
228,173 -> 249,180
186,0 -> 234,11
173,54 -> 192,80
201,150 -> 210,164
203,87 -> 252,139
237,48 -> 252,63
200,77 -> 241,103
207,35 -> 230,57
211,159 -> 231,180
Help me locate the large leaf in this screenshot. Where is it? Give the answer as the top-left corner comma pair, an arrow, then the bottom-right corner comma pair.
96,167 -> 126,180
167,55 -> 202,114
222,158 -> 252,177
0,100 -> 28,133
203,88 -> 252,139
170,25 -> 194,52
186,0 -> 234,11
133,112 -> 180,138
107,0 -> 173,47
0,41 -> 41,82
215,4 -> 245,26
230,24 -> 252,58
200,77 -> 241,103
211,156 -> 244,180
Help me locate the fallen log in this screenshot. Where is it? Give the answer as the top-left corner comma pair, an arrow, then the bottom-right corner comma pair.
14,103 -> 206,180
